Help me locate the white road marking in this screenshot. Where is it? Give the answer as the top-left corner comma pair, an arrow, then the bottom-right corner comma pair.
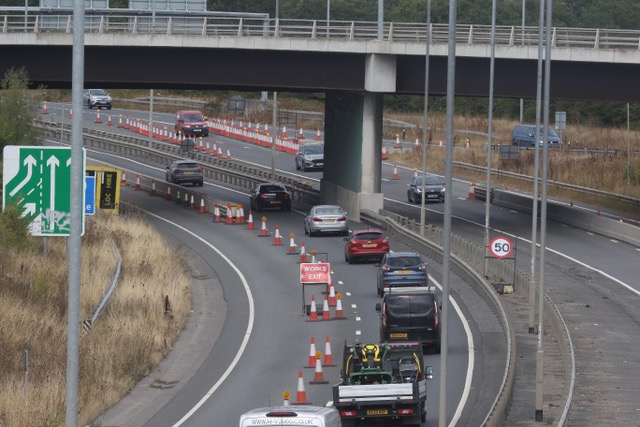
351,304 -> 357,309
611,239 -> 619,243
355,317 -> 361,322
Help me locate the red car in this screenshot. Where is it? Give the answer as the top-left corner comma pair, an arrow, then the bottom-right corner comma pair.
344,228 -> 390,264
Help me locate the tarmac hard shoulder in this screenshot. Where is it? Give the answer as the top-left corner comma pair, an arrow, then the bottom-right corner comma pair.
95,246 -> 226,427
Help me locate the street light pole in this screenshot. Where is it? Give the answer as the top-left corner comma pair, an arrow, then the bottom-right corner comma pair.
419,0 -> 431,237
326,0 -> 330,37
271,92 -> 277,179
520,0 -> 525,123
377,0 -> 384,40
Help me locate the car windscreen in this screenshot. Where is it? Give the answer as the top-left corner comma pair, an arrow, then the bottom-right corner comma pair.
91,89 -> 107,95
386,256 -> 421,268
315,207 -> 342,215
177,163 -> 199,169
354,232 -> 383,241
415,176 -> 442,186
386,295 -> 435,323
261,185 -> 286,193
183,114 -> 204,122
304,145 -> 324,154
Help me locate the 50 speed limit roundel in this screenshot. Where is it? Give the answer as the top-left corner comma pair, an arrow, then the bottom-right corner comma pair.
489,236 -> 513,258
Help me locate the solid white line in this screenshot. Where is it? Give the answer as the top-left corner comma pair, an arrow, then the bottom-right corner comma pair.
429,277 -> 474,427
132,209 -> 255,427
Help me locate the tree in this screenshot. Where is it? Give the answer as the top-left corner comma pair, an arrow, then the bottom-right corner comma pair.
0,68 -> 41,155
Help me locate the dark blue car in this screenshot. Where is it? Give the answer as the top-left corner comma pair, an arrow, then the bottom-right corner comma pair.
376,252 -> 428,296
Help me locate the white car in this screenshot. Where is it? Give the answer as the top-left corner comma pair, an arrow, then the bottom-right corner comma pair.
304,204 -> 348,236
83,89 -> 112,110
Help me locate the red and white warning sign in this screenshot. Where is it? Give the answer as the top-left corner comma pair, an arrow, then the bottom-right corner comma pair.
300,263 -> 330,284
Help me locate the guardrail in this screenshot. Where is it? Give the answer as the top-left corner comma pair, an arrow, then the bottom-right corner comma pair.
3,13 -> 640,51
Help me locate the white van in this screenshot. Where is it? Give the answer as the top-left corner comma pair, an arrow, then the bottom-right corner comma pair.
239,405 -> 341,427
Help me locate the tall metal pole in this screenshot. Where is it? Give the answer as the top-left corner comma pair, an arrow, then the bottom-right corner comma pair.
528,0 -> 545,335
627,102 -> 631,188
483,0 -> 497,277
66,0 -> 85,424
149,89 -> 154,144
519,0 -> 525,123
377,0 -> 383,40
440,0 -> 457,424
326,0 -> 330,37
535,0 -> 553,421
419,0 -> 431,237
24,0 -> 28,31
271,92 -> 277,179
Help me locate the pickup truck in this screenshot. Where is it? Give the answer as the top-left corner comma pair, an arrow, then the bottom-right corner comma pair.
332,341 -> 433,426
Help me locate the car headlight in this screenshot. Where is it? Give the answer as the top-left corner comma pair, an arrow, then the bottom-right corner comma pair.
415,187 -> 422,193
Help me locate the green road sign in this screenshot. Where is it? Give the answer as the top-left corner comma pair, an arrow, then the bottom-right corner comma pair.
2,146 -> 86,236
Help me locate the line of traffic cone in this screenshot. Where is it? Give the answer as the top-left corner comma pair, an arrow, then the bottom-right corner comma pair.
165,186 -> 172,201
323,336 -> 335,367
272,225 -> 283,245
95,110 -> 101,123
299,242 -> 307,263
120,172 -> 127,186
321,295 -> 331,320
225,204 -> 234,224
107,114 -> 112,126
213,204 -> 221,222
199,198 -> 206,214
328,283 -> 337,307
381,145 -> 388,160
247,210 -> 255,229
135,174 -> 141,191
235,203 -> 245,224
42,100 -> 49,114
287,233 -> 298,254
306,337 -> 317,368
150,180 -> 156,196
392,164 -> 399,180
190,195 -> 196,209
293,370 -> 310,405
335,293 -> 344,319
310,352 -> 328,384
308,295 -> 318,321
259,216 -> 269,237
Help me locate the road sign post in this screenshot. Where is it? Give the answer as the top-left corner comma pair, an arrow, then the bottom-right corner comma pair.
2,146 -> 86,236
488,236 -> 517,293
300,262 -> 331,314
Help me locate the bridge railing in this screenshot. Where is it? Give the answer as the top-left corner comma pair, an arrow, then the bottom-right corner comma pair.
3,13 -> 640,50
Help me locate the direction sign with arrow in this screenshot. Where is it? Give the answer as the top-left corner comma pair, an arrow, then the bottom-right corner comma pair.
2,146 -> 86,236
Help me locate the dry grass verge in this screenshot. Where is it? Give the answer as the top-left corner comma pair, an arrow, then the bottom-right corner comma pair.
0,209 -> 192,427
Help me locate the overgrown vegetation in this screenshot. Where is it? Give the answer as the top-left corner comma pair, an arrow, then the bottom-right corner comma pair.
0,67 -> 42,152
0,209 -> 192,426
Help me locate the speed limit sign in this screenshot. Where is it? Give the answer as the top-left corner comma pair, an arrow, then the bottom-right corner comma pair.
490,236 -> 513,258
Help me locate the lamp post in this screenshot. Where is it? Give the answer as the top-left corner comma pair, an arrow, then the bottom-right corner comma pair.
419,0 -> 431,237
326,0 -> 330,37
627,102 -> 631,188
520,0 -> 525,123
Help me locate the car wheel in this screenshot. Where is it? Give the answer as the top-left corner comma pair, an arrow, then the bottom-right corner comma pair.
295,159 -> 300,170
107,105 -> 112,110
301,163 -> 307,172
344,252 -> 349,262
434,343 -> 442,354
408,191 -> 414,203
87,100 -> 92,109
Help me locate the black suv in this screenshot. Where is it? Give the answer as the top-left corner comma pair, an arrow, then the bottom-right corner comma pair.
407,174 -> 445,204
249,183 -> 291,211
376,287 -> 441,353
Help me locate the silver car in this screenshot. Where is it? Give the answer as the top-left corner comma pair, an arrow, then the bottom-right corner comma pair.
304,205 -> 348,236
165,160 -> 204,186
83,89 -> 112,110
294,143 -> 324,171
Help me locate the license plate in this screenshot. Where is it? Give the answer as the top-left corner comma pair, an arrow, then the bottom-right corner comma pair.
396,270 -> 412,274
325,219 -> 336,223
427,194 -> 438,198
362,243 -> 377,248
390,332 -> 408,338
366,409 -> 389,416
271,200 -> 281,204
184,171 -> 193,175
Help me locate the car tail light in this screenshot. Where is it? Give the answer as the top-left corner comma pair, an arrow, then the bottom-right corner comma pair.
259,194 -> 268,198
398,409 -> 415,415
337,216 -> 347,221
173,169 -> 180,173
312,217 -> 323,222
340,410 -> 357,417
283,193 -> 289,199
197,167 -> 203,172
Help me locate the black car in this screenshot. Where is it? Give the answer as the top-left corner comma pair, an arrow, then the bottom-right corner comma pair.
294,143 -> 324,171
407,174 -> 445,204
376,252 -> 428,296
249,183 -> 291,211
376,287 -> 441,353
165,160 -> 204,186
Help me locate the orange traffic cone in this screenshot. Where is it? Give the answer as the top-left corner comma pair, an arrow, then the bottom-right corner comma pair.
335,293 -> 344,319
308,295 -> 318,321
118,114 -> 123,128
468,182 -> 475,200
298,128 -> 304,139
120,172 -> 127,186
218,146 -> 224,159
42,100 -> 48,114
299,242 -> 307,263
321,295 -> 331,321
166,186 -> 172,201
395,134 -> 401,148
68,108 -> 72,119
135,174 -> 141,191
282,126 -> 287,139
315,128 -> 321,141
107,114 -> 112,126
247,210 -> 255,229
392,164 -> 399,180
415,138 -> 421,150
190,195 -> 196,209
213,204 -> 221,222
328,283 -> 337,307
310,352 -> 328,384
225,204 -> 234,224
95,109 -> 101,123
259,216 -> 269,237
307,337 -> 317,368
323,336 -> 335,367
199,198 -> 206,214
288,233 -> 298,254
226,149 -> 232,160
235,203 -> 245,224
381,145 -> 388,160
293,370 -> 310,405
150,179 -> 156,196
273,225 -> 283,245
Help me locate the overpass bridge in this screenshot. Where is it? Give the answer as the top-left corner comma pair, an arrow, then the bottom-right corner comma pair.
2,13 -> 640,217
